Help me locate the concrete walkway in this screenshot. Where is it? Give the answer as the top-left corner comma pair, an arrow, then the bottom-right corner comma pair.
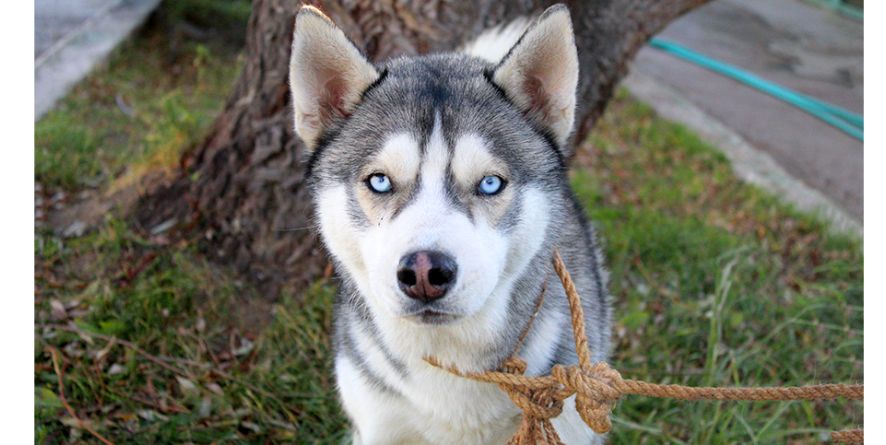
626,0 -> 863,230
35,0 -> 161,120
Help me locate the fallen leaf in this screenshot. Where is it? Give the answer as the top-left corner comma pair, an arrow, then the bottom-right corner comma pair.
50,300 -> 67,321
198,397 -> 212,418
176,376 -> 199,396
137,409 -> 168,422
206,382 -> 223,395
233,338 -> 254,357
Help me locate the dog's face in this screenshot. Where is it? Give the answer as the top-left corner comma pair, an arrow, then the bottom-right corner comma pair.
289,6 -> 578,325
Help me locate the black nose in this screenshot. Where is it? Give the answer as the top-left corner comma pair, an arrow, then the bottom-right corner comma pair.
396,250 -> 458,302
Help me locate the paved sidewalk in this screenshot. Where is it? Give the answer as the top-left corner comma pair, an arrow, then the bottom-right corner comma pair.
627,0 -> 863,227
35,0 -> 161,120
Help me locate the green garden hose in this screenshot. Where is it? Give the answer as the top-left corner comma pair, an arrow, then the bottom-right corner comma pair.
648,38 -> 863,142
808,0 -> 863,21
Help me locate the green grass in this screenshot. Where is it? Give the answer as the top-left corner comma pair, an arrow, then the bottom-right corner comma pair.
35,4 -> 862,443
576,92 -> 862,443
35,0 -> 248,190
36,218 -> 346,443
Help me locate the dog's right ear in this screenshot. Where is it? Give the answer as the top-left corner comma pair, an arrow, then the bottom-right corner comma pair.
289,6 -> 379,151
491,4 -> 578,150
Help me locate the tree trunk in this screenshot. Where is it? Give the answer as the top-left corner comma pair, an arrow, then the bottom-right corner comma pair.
137,0 -> 708,297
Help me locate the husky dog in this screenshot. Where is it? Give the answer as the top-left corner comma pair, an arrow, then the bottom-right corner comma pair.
289,4 -> 611,444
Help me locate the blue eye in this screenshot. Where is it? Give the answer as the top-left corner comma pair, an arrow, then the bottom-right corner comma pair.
477,175 -> 505,195
367,173 -> 393,193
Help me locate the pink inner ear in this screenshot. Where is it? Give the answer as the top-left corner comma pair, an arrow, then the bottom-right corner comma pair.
522,74 -> 550,119
320,75 -> 351,122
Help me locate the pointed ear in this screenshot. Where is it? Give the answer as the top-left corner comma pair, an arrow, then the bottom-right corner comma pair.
289,6 -> 379,150
492,4 -> 579,148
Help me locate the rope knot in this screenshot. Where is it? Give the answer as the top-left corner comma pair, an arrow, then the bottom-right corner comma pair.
492,357 -> 568,444
551,362 -> 623,434
498,358 -> 566,421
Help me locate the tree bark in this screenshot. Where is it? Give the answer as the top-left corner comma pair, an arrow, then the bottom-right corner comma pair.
137,0 -> 708,297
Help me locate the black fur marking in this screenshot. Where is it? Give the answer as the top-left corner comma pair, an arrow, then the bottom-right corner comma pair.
345,187 -> 371,229
339,314 -> 402,396
491,13 -> 535,73
352,302 -> 410,379
443,162 -> 473,222
496,187 -> 523,233
390,173 -> 422,221
305,125 -> 343,179
360,68 -> 389,101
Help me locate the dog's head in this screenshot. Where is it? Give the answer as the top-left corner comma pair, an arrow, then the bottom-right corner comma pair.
290,5 -> 579,325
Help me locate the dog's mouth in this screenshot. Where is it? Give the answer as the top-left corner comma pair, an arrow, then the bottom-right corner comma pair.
401,307 -> 460,325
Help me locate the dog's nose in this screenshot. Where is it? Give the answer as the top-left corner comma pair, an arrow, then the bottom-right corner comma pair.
396,250 -> 458,302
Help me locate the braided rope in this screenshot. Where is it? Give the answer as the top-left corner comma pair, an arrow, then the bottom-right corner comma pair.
425,249 -> 863,444
832,429 -> 864,444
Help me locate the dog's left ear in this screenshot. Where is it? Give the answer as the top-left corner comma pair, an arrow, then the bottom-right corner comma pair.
492,4 -> 579,150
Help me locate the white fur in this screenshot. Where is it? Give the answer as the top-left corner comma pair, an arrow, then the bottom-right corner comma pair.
460,17 -> 530,64
372,133 -> 422,182
451,133 -> 507,184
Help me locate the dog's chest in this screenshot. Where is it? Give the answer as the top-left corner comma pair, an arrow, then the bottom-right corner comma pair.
408,367 -> 522,440
338,351 -> 522,444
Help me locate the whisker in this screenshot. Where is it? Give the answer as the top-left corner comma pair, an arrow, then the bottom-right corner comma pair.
276,224 -> 319,233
